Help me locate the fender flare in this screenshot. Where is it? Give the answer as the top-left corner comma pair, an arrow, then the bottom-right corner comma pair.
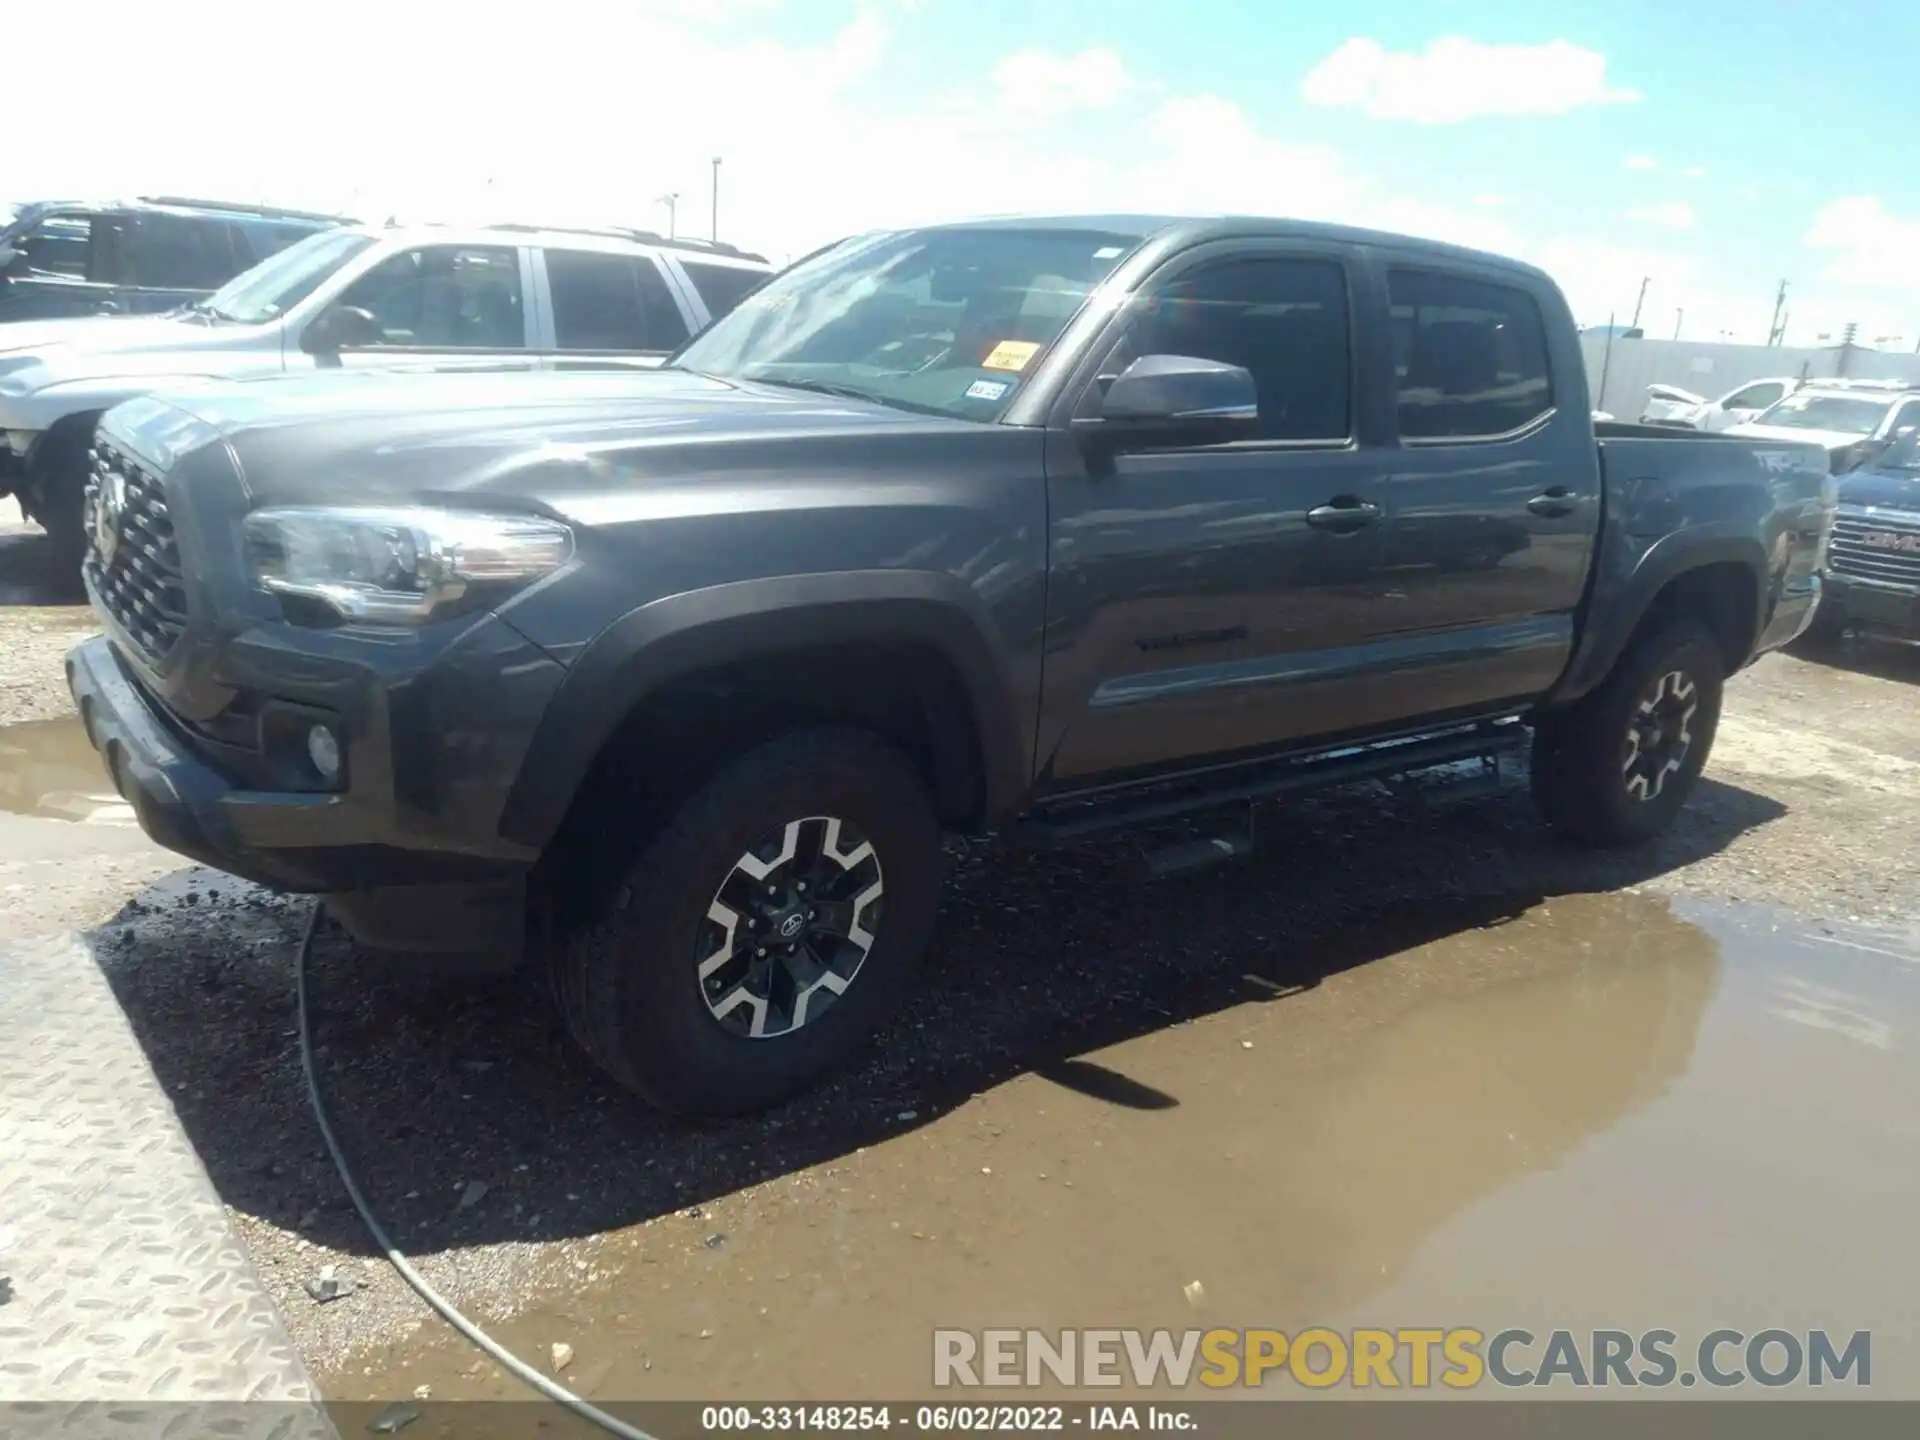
498,570 -> 1032,849
1546,527 -> 1770,706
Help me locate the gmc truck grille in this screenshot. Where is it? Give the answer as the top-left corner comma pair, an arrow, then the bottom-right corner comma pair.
1830,510 -> 1920,590
82,441 -> 188,664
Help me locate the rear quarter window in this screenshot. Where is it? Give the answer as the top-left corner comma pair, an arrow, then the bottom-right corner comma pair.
681,259 -> 768,320
1388,269 -> 1553,441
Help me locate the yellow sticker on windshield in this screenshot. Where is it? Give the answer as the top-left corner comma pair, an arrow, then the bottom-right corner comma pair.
981,339 -> 1041,372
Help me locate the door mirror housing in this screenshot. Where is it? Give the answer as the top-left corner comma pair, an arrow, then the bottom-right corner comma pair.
1074,353 -> 1259,451
300,304 -> 382,357
0,247 -> 28,280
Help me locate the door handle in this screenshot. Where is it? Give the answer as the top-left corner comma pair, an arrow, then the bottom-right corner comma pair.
1305,498 -> 1382,533
1528,488 -> 1578,518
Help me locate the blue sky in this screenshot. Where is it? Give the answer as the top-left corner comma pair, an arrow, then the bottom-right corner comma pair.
14,0 -> 1918,345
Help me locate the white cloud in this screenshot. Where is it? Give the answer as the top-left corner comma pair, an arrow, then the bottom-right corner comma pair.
1804,196 -> 1920,296
1300,36 -> 1639,123
987,48 -> 1136,123
1681,165 -> 1708,180
1624,202 -> 1697,230
1625,155 -> 1660,172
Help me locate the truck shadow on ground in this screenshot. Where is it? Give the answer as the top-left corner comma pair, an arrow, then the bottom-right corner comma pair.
1800,634 -> 1920,685
90,767 -> 1784,1261
0,520 -> 83,607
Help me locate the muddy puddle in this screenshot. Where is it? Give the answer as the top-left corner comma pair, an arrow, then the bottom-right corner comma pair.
327,891 -> 1920,1403
0,715 -> 130,825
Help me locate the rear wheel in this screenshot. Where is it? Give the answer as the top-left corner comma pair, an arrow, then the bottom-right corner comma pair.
551,726 -> 942,1116
1531,621 -> 1725,847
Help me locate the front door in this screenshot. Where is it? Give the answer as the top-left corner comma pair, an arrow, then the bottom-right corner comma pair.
306,243 -> 541,376
1036,244 -> 1399,789
0,211 -> 127,320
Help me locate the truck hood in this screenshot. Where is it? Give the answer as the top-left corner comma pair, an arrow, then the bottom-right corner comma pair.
113,367 -> 985,511
1837,465 -> 1920,514
1725,421 -> 1864,452
0,313 -> 245,391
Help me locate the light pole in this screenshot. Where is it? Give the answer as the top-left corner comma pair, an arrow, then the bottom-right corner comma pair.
711,157 -> 722,242
657,192 -> 680,239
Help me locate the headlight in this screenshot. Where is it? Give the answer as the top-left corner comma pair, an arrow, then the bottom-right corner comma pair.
243,506 -> 573,626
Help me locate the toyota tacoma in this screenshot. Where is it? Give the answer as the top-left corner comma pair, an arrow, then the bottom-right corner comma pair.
64,215 -> 1835,1114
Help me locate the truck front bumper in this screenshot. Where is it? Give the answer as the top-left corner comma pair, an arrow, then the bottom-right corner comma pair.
1820,572 -> 1920,642
66,634 -> 541,963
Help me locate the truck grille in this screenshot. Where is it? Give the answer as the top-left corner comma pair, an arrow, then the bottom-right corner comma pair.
82,441 -> 188,664
1830,510 -> 1920,589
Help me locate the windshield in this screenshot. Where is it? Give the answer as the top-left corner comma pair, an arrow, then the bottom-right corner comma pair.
1752,392 -> 1895,436
1877,427 -> 1920,472
671,225 -> 1147,420
198,228 -> 376,324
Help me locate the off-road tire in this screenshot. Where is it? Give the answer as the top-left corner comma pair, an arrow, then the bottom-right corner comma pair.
30,427 -> 91,579
552,726 -> 942,1116
1531,620 -> 1725,847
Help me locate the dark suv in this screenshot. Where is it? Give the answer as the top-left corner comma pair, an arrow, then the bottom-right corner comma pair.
0,197 -> 350,323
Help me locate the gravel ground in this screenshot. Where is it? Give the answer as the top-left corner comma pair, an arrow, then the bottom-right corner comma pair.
5,512 -> 1920,1392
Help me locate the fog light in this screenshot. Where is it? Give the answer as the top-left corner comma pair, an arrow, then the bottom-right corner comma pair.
307,724 -> 342,782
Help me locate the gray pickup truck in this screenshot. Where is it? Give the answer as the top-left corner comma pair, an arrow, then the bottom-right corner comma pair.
64,215 -> 1833,1115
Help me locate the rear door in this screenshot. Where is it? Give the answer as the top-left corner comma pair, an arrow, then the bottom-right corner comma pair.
532,247 -> 695,371
121,212 -> 243,313
1036,239 -> 1399,786
311,242 -> 540,374
1366,261 -> 1600,722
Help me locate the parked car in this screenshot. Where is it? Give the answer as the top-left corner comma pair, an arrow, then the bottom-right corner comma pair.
1727,378 -> 1920,472
1639,375 -> 1802,431
1799,423 -> 1920,648
64,214 -> 1833,1115
0,196 -> 350,325
0,221 -> 771,562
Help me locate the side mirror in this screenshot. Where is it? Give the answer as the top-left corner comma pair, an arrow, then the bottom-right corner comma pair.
0,248 -> 28,279
1074,353 -> 1258,450
300,304 -> 382,358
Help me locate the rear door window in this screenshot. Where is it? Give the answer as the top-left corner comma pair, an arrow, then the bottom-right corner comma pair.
545,250 -> 690,352
132,214 -> 242,290
1388,270 -> 1554,441
680,259 -> 767,321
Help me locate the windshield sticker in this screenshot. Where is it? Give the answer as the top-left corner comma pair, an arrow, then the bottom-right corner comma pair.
966,379 -> 1012,401
1093,246 -> 1125,259
982,339 -> 1042,372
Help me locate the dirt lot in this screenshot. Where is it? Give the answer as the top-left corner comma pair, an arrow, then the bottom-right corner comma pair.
5,506 -> 1919,1404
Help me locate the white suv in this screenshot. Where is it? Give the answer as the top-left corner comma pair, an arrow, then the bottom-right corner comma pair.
0,222 -> 772,561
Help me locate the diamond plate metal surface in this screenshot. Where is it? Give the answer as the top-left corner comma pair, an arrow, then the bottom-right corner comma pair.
0,932 -> 336,1440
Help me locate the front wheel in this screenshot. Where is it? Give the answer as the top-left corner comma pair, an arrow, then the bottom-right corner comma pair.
1531,621 -> 1725,847
29,427 -> 91,577
551,726 -> 942,1116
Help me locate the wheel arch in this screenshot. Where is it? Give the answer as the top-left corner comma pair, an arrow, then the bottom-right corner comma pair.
499,570 -> 1032,852
1546,529 -> 1768,708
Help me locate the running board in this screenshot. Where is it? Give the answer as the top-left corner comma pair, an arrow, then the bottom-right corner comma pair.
1016,721 -> 1529,849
